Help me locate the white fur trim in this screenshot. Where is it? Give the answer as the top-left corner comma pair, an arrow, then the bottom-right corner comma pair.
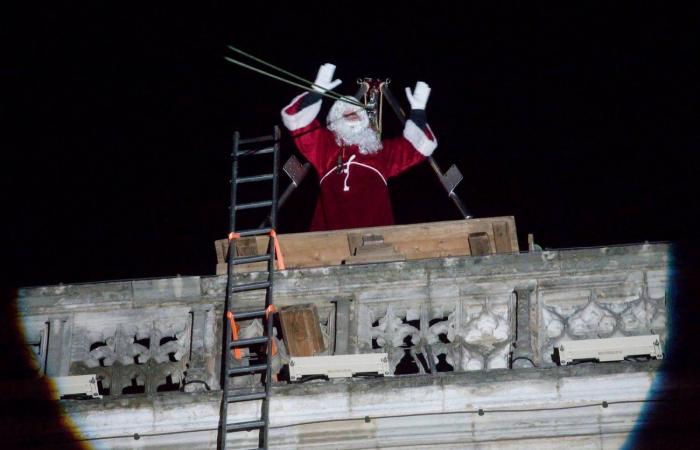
403,120 -> 437,156
281,93 -> 322,131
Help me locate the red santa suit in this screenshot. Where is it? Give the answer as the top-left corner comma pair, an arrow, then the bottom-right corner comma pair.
281,92 -> 438,231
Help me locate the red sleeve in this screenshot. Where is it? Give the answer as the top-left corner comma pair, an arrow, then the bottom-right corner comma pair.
281,93 -> 336,173
379,136 -> 429,179
289,121 -> 337,174
378,118 -> 438,178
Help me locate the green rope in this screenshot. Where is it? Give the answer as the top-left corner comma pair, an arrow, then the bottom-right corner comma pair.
227,45 -> 319,93
224,50 -> 367,109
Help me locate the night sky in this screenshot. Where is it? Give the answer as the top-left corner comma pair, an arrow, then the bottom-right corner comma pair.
5,3 -> 699,288
3,5 -> 700,448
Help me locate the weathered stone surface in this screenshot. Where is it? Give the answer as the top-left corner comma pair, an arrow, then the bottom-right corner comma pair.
41,361 -> 670,449
14,242 -> 672,448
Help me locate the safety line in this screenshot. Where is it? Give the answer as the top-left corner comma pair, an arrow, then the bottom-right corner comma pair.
223,54 -> 367,109
227,45 -> 352,104
56,397 -> 666,443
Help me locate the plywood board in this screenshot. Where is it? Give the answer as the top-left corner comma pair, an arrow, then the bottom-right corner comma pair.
468,232 -> 492,256
492,221 -> 512,253
279,305 -> 325,357
215,217 -> 519,273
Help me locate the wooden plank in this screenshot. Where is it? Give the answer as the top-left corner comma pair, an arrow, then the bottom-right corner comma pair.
215,217 -> 519,273
346,233 -> 364,256
278,305 -> 325,357
215,240 -> 227,265
235,237 -> 259,257
492,221 -> 512,253
468,232 -> 492,256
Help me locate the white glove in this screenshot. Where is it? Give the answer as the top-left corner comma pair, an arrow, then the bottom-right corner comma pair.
405,81 -> 431,110
312,63 -> 342,93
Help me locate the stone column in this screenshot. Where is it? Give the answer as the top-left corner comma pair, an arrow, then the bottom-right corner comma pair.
45,317 -> 72,376
333,298 -> 352,355
511,288 -> 536,368
184,307 -> 216,392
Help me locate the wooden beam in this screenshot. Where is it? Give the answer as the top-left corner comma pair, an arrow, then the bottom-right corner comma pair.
215,217 -> 519,274
492,221 -> 512,253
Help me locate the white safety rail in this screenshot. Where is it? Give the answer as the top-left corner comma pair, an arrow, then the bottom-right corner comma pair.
557,335 -> 663,365
50,374 -> 102,399
289,353 -> 391,381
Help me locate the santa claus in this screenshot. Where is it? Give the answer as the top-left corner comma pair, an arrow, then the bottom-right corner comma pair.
281,63 -> 437,231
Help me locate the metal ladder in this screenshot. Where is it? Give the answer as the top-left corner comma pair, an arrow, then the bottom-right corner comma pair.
218,126 -> 281,450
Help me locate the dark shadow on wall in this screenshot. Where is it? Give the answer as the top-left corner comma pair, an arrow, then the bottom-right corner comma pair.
0,288 -> 86,450
623,240 -> 700,450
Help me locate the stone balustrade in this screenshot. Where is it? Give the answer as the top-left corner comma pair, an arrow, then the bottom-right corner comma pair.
17,242 -> 670,398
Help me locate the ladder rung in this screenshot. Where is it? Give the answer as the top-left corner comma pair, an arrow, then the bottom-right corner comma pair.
226,420 -> 266,432
228,391 -> 267,402
230,281 -> 271,293
231,254 -> 271,265
231,336 -> 269,347
236,174 -> 274,184
235,200 -> 273,211
239,135 -> 275,144
228,364 -> 268,376
234,227 -> 272,237
236,146 -> 275,157
231,309 -> 268,320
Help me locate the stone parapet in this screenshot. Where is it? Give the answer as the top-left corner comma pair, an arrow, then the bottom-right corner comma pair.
17,242 -> 671,396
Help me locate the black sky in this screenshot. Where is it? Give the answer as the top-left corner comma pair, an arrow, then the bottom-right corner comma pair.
4,2 -> 699,287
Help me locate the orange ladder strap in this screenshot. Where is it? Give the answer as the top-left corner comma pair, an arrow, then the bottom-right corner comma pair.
226,306 -> 278,359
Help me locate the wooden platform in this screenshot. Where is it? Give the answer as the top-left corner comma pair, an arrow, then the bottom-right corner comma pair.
215,217 -> 519,274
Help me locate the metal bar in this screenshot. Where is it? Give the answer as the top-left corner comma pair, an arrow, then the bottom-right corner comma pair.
279,160 -> 310,208
381,84 -> 406,121
235,227 -> 273,237
260,126 -> 282,449
239,135 -> 275,145
426,158 -> 473,219
224,56 -> 366,109
226,420 -> 266,432
227,45 -> 354,107
236,146 -> 275,157
228,364 -> 268,375
236,174 -> 274,184
235,200 -> 273,211
219,131 -> 241,450
231,254 -> 271,265
230,281 -> 271,293
230,336 -> 269,347
258,159 -> 311,228
381,85 -> 473,219
271,126 -> 280,230
231,309 -> 268,320
228,392 -> 267,402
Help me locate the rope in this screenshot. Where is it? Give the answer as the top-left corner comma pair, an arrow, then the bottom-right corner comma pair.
269,229 -> 286,270
228,45 -> 339,100
265,305 -> 278,357
225,311 -> 242,360
224,47 -> 367,109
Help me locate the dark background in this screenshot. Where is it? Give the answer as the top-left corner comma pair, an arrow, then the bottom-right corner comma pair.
2,4 -> 700,448
4,2 -> 698,287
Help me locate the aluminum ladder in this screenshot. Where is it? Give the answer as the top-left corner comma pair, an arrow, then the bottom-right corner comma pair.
218,126 -> 281,450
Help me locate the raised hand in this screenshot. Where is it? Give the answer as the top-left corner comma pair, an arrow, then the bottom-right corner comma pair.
405,81 -> 431,110
312,63 -> 342,93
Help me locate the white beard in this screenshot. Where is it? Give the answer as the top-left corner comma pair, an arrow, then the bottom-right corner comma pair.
327,97 -> 383,155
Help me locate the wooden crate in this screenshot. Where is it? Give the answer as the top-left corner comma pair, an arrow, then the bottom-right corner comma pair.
278,304 -> 325,357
